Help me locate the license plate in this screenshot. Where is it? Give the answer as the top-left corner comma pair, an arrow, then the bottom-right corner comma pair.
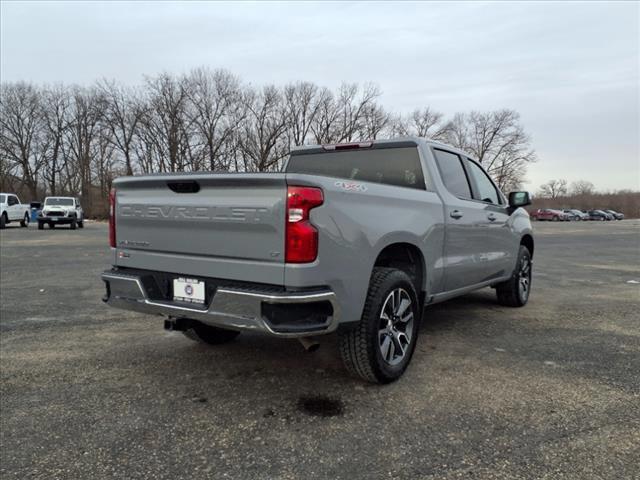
173,278 -> 205,304
50,218 -> 57,221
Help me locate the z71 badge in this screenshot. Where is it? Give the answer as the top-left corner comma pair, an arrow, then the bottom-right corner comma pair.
334,181 -> 367,192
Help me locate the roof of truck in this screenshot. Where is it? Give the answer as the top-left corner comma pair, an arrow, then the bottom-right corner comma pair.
290,137 -> 478,162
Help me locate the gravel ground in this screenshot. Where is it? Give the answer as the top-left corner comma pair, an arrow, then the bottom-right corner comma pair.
1,220 -> 639,479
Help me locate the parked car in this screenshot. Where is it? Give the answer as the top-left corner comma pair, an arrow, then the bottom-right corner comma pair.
563,209 -> 589,221
101,137 -> 535,383
0,193 -> 30,229
530,208 -> 568,221
586,210 -> 612,221
38,196 -> 84,229
603,209 -> 624,220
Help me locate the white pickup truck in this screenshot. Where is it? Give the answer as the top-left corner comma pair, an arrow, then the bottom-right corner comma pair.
38,196 -> 85,230
0,193 -> 30,229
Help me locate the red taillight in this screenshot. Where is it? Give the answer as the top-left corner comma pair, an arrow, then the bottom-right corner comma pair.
108,188 -> 116,248
285,186 -> 323,263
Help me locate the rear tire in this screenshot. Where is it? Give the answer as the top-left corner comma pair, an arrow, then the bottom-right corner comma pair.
496,245 -> 532,307
0,213 -> 6,229
20,213 -> 29,227
339,267 -> 420,384
552,216 -> 559,222
182,321 -> 240,345
49,223 -> 55,229
78,219 -> 84,228
38,221 -> 44,230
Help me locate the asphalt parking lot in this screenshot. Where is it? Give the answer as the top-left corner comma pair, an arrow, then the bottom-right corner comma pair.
1,220 -> 639,479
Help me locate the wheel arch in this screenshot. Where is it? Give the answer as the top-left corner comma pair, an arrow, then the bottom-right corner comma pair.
372,242 -> 426,299
520,234 -> 534,258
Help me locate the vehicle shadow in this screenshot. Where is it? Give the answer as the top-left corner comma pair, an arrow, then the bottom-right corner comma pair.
111,289 -> 506,396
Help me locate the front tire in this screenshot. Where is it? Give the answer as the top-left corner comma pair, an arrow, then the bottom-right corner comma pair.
339,268 -> 420,384
552,216 -> 559,222
182,321 -> 240,345
496,245 -> 532,307
20,213 -> 29,227
38,221 -> 44,230
70,217 -> 77,230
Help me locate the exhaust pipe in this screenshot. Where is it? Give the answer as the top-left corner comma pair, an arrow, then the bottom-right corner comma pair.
298,337 -> 320,352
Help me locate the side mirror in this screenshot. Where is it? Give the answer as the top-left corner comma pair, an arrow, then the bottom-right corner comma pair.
508,191 -> 531,208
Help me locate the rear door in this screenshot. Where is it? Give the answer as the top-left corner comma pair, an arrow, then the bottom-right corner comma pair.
113,173 -> 287,285
432,149 -> 492,291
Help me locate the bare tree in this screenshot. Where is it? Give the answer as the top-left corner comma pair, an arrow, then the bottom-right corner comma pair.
0,82 -> 45,197
443,109 -> 536,190
40,84 -> 71,195
99,80 -> 145,176
310,83 -> 382,144
284,81 -> 323,146
237,85 -> 289,172
537,179 -> 568,199
309,87 -> 339,144
569,180 -> 595,196
359,103 -> 390,140
64,86 -> 107,212
139,73 -> 191,172
409,107 -> 447,140
184,68 -> 243,171
386,114 -> 410,137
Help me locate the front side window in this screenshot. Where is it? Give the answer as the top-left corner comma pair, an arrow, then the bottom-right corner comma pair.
8,196 -> 18,206
432,149 -> 472,199
465,160 -> 501,205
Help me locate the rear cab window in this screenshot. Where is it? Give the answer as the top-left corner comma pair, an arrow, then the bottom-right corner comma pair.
286,145 -> 426,190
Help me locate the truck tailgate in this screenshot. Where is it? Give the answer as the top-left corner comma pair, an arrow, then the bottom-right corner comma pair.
113,173 -> 286,284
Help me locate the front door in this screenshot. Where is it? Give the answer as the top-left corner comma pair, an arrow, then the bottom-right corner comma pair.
432,149 -> 493,291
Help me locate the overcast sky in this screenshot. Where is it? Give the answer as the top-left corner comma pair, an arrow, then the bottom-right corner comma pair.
1,1 -> 638,191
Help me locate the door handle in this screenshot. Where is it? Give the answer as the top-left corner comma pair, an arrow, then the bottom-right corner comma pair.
450,210 -> 463,219
487,213 -> 496,221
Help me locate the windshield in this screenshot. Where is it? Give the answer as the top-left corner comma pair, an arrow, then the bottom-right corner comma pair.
45,198 -> 74,206
0,195 -> 5,204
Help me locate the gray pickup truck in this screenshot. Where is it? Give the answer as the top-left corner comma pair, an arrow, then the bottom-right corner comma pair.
102,138 -> 533,383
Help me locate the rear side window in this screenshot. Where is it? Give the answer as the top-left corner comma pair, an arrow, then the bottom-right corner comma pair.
465,159 -> 502,205
286,147 -> 426,190
0,195 -> 6,203
432,149 -> 472,199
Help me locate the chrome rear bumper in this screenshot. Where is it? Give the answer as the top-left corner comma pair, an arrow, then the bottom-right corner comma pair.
101,270 -> 339,338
